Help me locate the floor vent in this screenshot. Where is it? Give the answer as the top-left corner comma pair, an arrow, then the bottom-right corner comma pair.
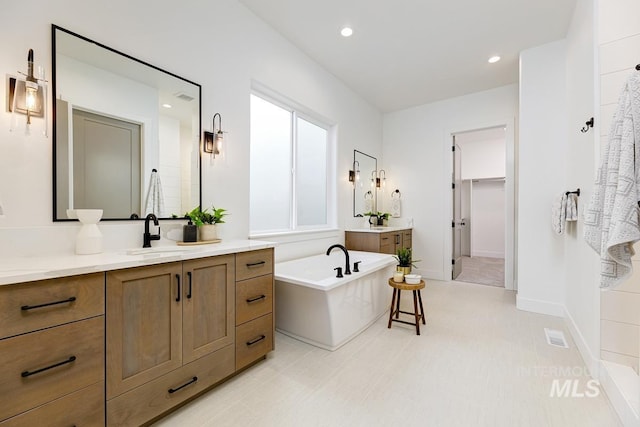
544,328 -> 568,348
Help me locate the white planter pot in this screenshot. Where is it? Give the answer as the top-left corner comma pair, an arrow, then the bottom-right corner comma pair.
199,224 -> 218,241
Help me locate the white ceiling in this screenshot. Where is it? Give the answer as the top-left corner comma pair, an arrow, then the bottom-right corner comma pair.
238,0 -> 577,112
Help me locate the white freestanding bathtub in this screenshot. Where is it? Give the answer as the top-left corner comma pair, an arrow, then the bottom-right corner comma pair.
275,250 -> 396,351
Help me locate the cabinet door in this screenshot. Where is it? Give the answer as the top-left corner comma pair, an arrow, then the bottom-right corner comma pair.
106,262 -> 183,399
183,255 -> 235,364
379,232 -> 396,254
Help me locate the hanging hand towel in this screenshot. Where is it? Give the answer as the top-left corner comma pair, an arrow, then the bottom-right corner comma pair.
391,190 -> 401,218
584,72 -> 640,289
565,193 -> 578,222
144,169 -> 165,217
551,193 -> 567,235
391,198 -> 401,218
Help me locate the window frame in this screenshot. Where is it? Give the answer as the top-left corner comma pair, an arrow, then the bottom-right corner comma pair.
249,89 -> 335,237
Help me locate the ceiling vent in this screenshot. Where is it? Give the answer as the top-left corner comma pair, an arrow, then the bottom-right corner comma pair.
174,92 -> 195,102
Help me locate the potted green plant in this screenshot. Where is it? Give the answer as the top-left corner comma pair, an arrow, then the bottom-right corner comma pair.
378,212 -> 390,226
364,211 -> 391,226
185,206 -> 228,241
394,247 -> 419,275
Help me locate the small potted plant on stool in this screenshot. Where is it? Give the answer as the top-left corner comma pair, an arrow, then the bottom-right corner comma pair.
394,247 -> 419,276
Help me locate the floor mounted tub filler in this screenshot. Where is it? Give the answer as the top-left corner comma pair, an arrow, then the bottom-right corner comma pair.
275,250 -> 396,351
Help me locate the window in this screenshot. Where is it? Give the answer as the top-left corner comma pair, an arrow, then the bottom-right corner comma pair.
250,93 -> 331,234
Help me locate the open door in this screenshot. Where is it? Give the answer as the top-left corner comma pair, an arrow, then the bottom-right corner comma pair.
452,140 -> 462,279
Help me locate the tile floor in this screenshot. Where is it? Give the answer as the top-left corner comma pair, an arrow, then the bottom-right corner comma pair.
153,280 -> 620,427
457,256 -> 505,287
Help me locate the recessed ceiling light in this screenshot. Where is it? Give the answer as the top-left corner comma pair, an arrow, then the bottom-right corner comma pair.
340,27 -> 353,37
488,56 -> 501,64
162,103 -> 172,109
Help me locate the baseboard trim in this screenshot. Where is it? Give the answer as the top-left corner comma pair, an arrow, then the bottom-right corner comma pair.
516,295 -> 564,317
470,250 -> 504,258
600,361 -> 640,426
564,307 -> 600,377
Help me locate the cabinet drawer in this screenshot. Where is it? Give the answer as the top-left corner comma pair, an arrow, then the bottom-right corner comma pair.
236,313 -> 274,371
0,381 -> 104,427
107,344 -> 234,427
0,316 -> 104,421
236,249 -> 273,281
236,275 -> 273,325
0,273 -> 104,340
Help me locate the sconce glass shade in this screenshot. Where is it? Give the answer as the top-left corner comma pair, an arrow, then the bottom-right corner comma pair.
214,131 -> 223,155
8,79 -> 45,118
203,131 -> 215,153
204,113 -> 224,158
378,169 -> 386,189
349,160 -> 360,184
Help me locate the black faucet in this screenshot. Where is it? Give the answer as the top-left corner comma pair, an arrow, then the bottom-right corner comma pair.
143,213 -> 161,248
326,244 -> 351,275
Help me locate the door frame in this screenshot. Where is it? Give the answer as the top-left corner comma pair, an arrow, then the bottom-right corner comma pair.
443,118 -> 517,290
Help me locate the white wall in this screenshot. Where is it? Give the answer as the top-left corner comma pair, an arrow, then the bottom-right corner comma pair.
562,0 -> 600,376
158,116 -> 181,217
457,137 -> 506,180
517,40 -> 568,316
382,85 -> 518,280
0,0 -> 382,260
472,181 -> 505,258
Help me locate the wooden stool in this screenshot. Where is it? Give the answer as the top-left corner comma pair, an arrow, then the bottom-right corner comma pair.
387,278 -> 426,335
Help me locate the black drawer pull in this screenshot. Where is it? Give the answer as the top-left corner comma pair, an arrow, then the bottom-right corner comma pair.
21,297 -> 76,311
246,261 -> 266,268
176,274 -> 181,302
246,295 -> 266,303
168,376 -> 198,394
21,355 -> 76,378
187,272 -> 193,299
246,335 -> 266,346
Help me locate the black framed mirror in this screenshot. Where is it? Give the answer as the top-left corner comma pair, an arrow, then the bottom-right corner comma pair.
352,150 -> 377,217
52,25 -> 202,221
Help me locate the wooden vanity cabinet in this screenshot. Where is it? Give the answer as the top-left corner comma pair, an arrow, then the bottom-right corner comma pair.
0,273 -> 105,426
106,255 -> 236,426
235,249 -> 275,371
345,228 -> 412,255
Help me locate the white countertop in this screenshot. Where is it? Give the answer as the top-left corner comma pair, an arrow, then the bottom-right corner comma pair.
345,227 -> 412,234
0,239 -> 275,286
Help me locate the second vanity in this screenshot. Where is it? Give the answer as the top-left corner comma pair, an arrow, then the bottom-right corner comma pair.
0,240 -> 275,426
345,227 -> 412,254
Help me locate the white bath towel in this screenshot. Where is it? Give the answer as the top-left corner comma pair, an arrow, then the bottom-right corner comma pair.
144,169 -> 165,217
584,72 -> 640,289
551,193 -> 567,235
565,193 -> 578,222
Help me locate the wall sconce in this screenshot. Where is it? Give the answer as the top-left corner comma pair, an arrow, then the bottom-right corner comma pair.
7,49 -> 47,135
203,113 -> 224,157
349,160 -> 360,184
377,170 -> 386,189
371,169 -> 386,188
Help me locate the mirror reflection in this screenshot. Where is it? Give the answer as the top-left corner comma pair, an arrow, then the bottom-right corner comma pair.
53,25 -> 201,221
353,150 -> 377,217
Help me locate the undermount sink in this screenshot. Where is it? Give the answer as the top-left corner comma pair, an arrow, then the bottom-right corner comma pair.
125,246 -> 200,256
